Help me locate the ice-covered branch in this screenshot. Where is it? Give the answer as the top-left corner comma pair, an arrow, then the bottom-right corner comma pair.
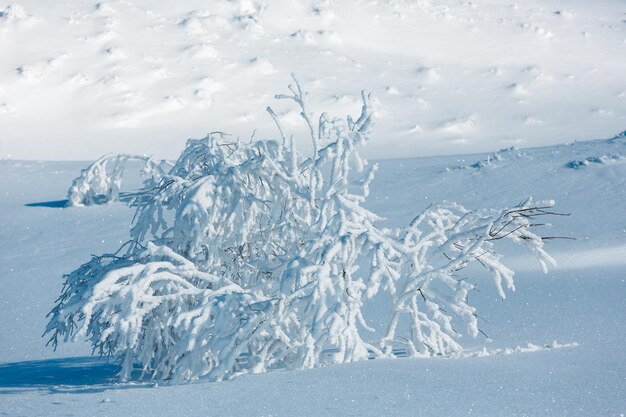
66,153 -> 172,207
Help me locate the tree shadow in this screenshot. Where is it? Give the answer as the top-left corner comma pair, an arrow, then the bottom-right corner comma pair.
24,192 -> 137,209
24,199 -> 68,208
0,357 -> 147,395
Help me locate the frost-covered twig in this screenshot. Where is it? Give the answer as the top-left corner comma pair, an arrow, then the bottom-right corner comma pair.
66,154 -> 172,207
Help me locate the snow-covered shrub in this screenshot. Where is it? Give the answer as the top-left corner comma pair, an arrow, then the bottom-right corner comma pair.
66,154 -> 171,206
46,76 -> 559,382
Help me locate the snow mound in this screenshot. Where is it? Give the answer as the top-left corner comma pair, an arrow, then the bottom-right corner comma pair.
0,3 -> 33,23
566,154 -> 626,169
607,130 -> 626,143
289,29 -> 342,45
448,146 -> 528,171
464,341 -> 578,358
439,116 -> 477,134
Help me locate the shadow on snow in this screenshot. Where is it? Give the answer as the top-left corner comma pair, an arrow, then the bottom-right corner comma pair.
24,199 -> 68,208
24,192 -> 138,209
0,356 -> 146,395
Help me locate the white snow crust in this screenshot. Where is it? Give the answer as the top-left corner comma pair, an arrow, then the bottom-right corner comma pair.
0,0 -> 625,160
1,134 -> 625,416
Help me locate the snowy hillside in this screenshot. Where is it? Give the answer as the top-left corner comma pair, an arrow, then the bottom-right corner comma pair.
1,0 -> 625,160
1,133 -> 625,416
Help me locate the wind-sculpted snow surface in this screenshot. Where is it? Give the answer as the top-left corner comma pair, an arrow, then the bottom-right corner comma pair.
46,80 -> 559,382
2,0 -> 625,161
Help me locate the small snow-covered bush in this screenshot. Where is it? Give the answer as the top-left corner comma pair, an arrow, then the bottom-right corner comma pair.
46,76 -> 559,382
66,154 -> 171,206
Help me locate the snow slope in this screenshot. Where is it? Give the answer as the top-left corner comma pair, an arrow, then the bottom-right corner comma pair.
1,0 -> 625,160
1,133 -> 624,416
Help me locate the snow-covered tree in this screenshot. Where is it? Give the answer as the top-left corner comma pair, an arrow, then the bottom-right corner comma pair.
46,76 -> 559,383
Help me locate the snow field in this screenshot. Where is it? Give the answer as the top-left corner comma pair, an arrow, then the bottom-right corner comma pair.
1,134 -> 625,416
1,0 -> 625,160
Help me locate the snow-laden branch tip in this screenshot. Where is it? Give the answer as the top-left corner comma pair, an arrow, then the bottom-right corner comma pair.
66,154 -> 172,207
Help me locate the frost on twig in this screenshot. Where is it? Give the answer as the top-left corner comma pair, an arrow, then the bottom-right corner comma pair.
46,75 -> 562,382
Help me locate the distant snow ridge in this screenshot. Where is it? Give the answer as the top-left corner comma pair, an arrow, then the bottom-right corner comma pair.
463,341 -> 578,358
448,146 -> 527,171
0,3 -> 29,21
233,0 -> 266,30
566,153 -> 625,169
289,29 -> 342,45
373,340 -> 578,359
607,130 -> 626,143
0,3 -> 37,28
47,78 -> 561,383
566,131 -> 626,168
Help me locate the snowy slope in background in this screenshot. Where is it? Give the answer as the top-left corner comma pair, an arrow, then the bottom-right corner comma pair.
1,0 -> 625,160
1,134 -> 624,416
